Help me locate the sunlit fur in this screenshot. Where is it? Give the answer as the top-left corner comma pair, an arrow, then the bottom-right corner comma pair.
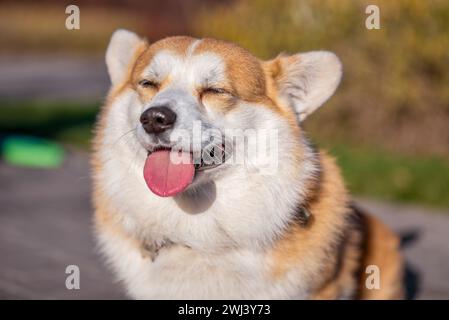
92,30 -> 403,299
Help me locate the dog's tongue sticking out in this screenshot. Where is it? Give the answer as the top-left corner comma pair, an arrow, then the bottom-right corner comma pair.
143,150 -> 195,197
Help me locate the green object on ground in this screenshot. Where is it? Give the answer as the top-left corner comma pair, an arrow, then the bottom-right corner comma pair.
1,136 -> 64,168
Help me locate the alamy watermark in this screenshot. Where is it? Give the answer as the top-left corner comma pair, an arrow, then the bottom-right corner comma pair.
365,264 -> 381,290
65,5 -> 80,30
365,5 -> 381,30
65,265 -> 80,290
154,121 -> 280,175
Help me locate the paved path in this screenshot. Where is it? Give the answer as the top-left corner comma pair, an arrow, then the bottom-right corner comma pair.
0,54 -> 108,101
0,152 -> 125,299
0,152 -> 448,299
357,199 -> 449,299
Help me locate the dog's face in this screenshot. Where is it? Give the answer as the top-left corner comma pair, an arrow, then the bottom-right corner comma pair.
101,29 -> 341,198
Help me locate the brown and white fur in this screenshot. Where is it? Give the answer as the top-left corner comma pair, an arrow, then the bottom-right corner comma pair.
92,29 -> 404,299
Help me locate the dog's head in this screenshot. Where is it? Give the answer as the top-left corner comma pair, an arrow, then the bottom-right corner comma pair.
100,29 -> 341,199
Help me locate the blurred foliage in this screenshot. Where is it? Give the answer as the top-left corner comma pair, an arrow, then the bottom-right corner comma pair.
0,3 -> 145,54
194,0 -> 449,158
0,101 -> 99,147
0,0 -> 225,54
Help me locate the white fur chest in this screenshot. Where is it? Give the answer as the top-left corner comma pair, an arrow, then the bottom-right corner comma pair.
97,226 -> 309,299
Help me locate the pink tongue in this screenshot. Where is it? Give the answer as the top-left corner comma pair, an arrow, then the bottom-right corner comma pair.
143,150 -> 195,197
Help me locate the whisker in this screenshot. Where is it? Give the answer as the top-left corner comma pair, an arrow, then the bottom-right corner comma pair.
126,138 -> 142,175
111,127 -> 137,146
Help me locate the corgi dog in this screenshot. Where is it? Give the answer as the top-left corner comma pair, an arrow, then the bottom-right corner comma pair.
92,29 -> 404,299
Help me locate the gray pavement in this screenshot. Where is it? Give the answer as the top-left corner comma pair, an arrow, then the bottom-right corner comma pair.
0,152 -> 125,299
0,152 -> 448,299
358,199 -> 449,299
0,54 -> 109,101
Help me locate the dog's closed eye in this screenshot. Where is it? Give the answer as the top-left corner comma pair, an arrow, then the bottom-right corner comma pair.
201,87 -> 229,95
139,79 -> 160,89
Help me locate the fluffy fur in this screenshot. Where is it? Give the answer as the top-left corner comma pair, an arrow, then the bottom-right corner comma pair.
92,29 -> 404,299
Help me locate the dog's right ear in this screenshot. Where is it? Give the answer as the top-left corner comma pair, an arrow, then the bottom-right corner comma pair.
264,51 -> 342,122
106,29 -> 146,86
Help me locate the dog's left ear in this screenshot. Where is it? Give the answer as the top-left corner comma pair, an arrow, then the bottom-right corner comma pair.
106,29 -> 147,86
265,51 -> 342,121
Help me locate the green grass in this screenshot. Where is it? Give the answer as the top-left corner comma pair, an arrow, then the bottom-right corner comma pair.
1,100 -> 448,209
0,100 -> 99,147
322,143 -> 449,209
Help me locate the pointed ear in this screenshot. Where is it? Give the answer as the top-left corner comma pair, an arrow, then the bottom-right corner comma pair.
266,51 -> 342,121
106,29 -> 146,86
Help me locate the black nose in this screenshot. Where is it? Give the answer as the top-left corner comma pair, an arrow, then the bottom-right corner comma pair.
140,106 -> 177,134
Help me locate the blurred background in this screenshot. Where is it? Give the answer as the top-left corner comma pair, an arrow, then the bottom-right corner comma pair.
0,0 -> 448,299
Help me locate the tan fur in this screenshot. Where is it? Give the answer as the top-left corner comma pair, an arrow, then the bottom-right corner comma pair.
131,36 -> 195,91
262,57 -> 301,130
268,153 -> 358,297
130,37 -> 286,115
269,153 -> 349,277
195,38 -> 266,101
111,41 -> 149,99
358,213 -> 404,299
268,153 -> 404,299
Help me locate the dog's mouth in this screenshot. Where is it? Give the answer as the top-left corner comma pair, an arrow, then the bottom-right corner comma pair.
143,145 -> 226,197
